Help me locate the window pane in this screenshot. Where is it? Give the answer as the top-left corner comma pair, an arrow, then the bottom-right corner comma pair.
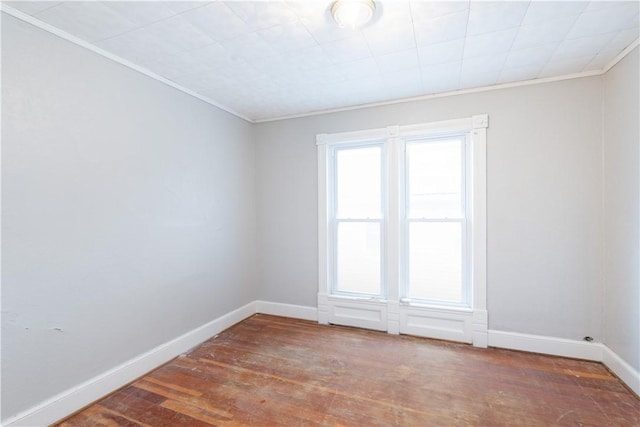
336,146 -> 381,218
407,139 -> 462,218
336,222 -> 381,295
408,222 -> 462,302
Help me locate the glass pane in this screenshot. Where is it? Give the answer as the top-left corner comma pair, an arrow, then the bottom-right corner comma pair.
408,222 -> 462,302
336,222 -> 381,295
336,146 -> 381,218
407,139 -> 462,219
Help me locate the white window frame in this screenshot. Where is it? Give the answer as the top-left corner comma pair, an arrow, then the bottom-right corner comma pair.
329,141 -> 387,299
401,133 -> 470,307
317,115 -> 488,346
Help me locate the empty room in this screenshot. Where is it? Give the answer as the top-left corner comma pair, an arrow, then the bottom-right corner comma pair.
1,0 -> 639,425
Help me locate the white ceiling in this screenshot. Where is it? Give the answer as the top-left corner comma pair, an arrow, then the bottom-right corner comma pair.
4,1 -> 639,122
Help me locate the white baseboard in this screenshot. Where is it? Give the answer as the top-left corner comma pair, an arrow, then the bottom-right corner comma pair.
255,300 -> 318,321
602,345 -> 640,396
488,329 -> 603,361
488,329 -> 640,397
4,301 -> 257,427
4,300 -> 316,426
5,306 -> 637,426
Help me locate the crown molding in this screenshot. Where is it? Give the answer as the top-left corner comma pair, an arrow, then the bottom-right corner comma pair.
2,4 -> 638,125
254,69 -> 603,123
255,41 -> 640,123
0,5 -> 254,123
602,37 -> 640,73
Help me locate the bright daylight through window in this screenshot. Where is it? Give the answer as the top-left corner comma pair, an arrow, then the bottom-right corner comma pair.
334,145 -> 383,296
405,137 -> 467,304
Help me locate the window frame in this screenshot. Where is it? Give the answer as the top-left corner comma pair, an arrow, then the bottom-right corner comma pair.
317,115 -> 488,346
400,133 -> 471,307
329,141 -> 387,299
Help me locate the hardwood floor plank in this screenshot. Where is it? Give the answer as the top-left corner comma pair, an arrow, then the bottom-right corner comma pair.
159,400 -> 230,426
97,386 -> 212,427
143,376 -> 204,397
54,314 -> 640,426
134,379 -> 233,419
58,405 -> 149,427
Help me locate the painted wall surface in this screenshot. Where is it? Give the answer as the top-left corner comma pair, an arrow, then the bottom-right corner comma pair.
255,76 -> 604,341
1,14 -> 256,419
603,46 -> 640,372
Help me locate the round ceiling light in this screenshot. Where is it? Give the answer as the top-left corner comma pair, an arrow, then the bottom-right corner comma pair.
331,0 -> 376,29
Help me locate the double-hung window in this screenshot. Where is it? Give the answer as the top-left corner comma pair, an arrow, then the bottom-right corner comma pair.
331,143 -> 385,298
317,116 -> 488,346
403,135 -> 468,306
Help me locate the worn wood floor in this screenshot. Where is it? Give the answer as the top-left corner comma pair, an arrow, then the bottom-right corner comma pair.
56,314 -> 639,426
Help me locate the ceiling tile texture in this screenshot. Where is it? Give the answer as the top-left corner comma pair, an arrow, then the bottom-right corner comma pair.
4,1 -> 639,121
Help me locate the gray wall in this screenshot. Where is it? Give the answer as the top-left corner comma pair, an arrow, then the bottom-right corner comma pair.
1,14 -> 257,418
255,77 -> 604,341
603,46 -> 639,372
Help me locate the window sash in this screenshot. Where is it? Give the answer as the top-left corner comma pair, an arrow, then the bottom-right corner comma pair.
403,218 -> 469,306
333,144 -> 383,220
331,219 -> 384,297
402,135 -> 471,307
329,142 -> 386,298
404,135 -> 467,220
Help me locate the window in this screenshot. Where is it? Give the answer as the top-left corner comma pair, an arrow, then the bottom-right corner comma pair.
332,144 -> 384,297
403,136 -> 468,305
317,116 -> 488,346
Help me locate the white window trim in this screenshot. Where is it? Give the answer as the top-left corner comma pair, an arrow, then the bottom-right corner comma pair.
317,115 -> 488,347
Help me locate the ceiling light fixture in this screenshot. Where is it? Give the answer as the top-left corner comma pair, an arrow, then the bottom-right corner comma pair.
331,0 -> 376,29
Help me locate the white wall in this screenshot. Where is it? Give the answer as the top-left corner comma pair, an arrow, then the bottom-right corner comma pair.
603,46 -> 640,373
1,13 -> 257,420
255,77 -> 604,341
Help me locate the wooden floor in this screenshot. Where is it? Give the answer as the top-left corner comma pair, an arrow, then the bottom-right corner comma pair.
56,314 -> 639,426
